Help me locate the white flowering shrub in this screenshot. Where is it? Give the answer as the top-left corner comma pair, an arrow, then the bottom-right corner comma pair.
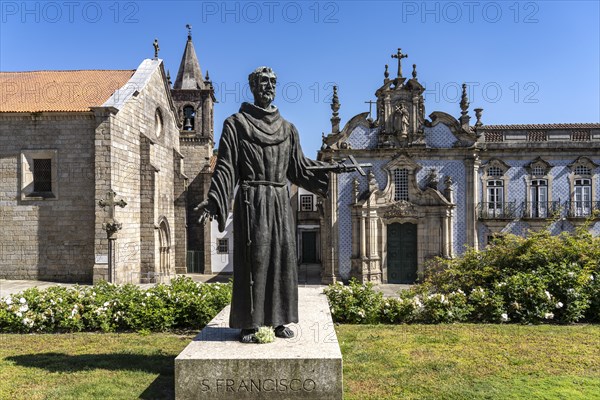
409,291 -> 471,324
380,297 -> 417,324
422,228 -> 600,325
468,287 -> 507,323
0,277 -> 231,333
323,280 -> 383,324
325,281 -> 471,325
494,272 -> 555,324
326,228 -> 600,325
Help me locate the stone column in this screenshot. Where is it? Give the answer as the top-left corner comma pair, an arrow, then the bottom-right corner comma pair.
369,212 -> 378,258
360,213 -> 366,258
321,172 -> 339,284
98,189 -> 126,283
444,180 -> 454,257
464,153 -> 480,249
108,237 -> 116,283
202,96 -> 212,137
202,172 -> 212,273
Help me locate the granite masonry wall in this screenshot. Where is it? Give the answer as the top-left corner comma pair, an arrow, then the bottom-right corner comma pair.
0,114 -> 96,282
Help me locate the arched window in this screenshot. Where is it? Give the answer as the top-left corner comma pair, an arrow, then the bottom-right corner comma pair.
525,157 -> 553,218
481,159 -> 510,219
158,219 -> 171,278
568,157 -> 597,217
154,109 -> 163,137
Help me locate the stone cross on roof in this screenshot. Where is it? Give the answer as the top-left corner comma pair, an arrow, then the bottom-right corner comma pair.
153,39 -> 160,59
391,48 -> 408,78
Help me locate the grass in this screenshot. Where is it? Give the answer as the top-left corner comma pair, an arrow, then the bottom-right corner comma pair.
0,325 -> 599,399
0,332 -> 194,400
339,324 -> 600,400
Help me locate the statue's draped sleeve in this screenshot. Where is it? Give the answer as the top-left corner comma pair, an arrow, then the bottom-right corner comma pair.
287,124 -> 329,199
208,118 -> 239,232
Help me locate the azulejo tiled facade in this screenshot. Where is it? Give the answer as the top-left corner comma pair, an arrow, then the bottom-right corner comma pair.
313,51 -> 600,284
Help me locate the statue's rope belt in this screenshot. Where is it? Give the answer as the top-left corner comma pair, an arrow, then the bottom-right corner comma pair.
240,180 -> 287,315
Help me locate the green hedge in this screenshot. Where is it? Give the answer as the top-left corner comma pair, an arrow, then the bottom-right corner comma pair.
0,277 -> 232,333
325,228 -> 599,325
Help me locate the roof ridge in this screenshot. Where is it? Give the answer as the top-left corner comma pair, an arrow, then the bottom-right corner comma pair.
480,123 -> 600,129
0,69 -> 136,74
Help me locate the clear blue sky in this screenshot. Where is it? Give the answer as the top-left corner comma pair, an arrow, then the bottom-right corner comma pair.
1,1 -> 599,157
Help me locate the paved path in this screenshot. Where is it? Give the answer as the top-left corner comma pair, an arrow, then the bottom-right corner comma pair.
1,272 -> 411,298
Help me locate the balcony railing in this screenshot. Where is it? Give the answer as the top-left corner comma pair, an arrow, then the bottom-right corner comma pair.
478,201 -> 520,220
565,201 -> 600,218
521,201 -> 561,219
479,200 -> 600,221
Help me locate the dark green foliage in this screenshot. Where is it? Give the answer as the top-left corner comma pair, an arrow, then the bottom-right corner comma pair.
324,279 -> 383,324
0,277 -> 232,333
326,228 -> 599,325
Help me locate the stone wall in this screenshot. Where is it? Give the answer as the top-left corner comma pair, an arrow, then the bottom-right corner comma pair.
93,60 -> 181,283
180,138 -> 212,272
0,114 -> 96,282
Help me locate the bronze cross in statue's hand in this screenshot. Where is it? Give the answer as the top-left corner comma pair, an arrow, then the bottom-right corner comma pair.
391,48 -> 408,78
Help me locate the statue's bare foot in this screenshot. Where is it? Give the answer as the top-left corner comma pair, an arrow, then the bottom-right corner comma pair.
240,328 -> 258,343
275,325 -> 294,339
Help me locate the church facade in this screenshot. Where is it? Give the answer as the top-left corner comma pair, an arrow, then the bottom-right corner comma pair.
315,50 -> 600,284
0,33 -> 215,283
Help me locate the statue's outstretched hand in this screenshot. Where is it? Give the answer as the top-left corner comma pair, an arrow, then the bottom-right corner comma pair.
331,160 -> 356,174
194,199 -> 218,225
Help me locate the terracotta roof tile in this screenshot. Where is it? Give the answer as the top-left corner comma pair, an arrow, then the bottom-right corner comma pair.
479,123 -> 600,130
0,70 -> 135,113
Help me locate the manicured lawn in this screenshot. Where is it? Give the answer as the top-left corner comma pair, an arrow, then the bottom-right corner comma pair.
0,332 -> 194,400
339,324 -> 600,400
1,325 -> 599,399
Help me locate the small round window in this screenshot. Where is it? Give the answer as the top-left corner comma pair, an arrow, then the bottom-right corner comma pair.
155,109 -> 163,137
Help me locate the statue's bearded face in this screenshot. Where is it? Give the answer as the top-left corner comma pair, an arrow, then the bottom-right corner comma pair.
252,72 -> 277,109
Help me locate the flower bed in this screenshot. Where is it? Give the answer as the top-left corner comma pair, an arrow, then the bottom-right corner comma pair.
325,229 -> 599,325
0,277 -> 231,333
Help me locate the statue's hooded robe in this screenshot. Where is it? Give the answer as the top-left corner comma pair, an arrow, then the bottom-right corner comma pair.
207,102 -> 330,329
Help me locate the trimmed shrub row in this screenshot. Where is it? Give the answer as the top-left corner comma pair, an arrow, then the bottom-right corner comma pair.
325,228 -> 599,325
0,277 -> 232,333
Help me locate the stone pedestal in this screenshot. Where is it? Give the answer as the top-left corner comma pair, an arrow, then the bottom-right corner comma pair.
175,287 -> 343,399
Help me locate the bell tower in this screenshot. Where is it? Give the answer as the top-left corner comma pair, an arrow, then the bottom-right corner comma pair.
171,25 -> 216,274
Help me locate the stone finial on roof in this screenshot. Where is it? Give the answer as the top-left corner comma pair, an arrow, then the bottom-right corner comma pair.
384,64 -> 389,82
186,24 -> 193,40
166,70 -> 172,86
321,132 -> 331,150
460,83 -> 469,116
153,39 -> 160,59
330,85 -> 341,134
474,108 -> 484,127
412,64 -> 417,79
459,83 -> 471,129
205,70 -> 210,82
